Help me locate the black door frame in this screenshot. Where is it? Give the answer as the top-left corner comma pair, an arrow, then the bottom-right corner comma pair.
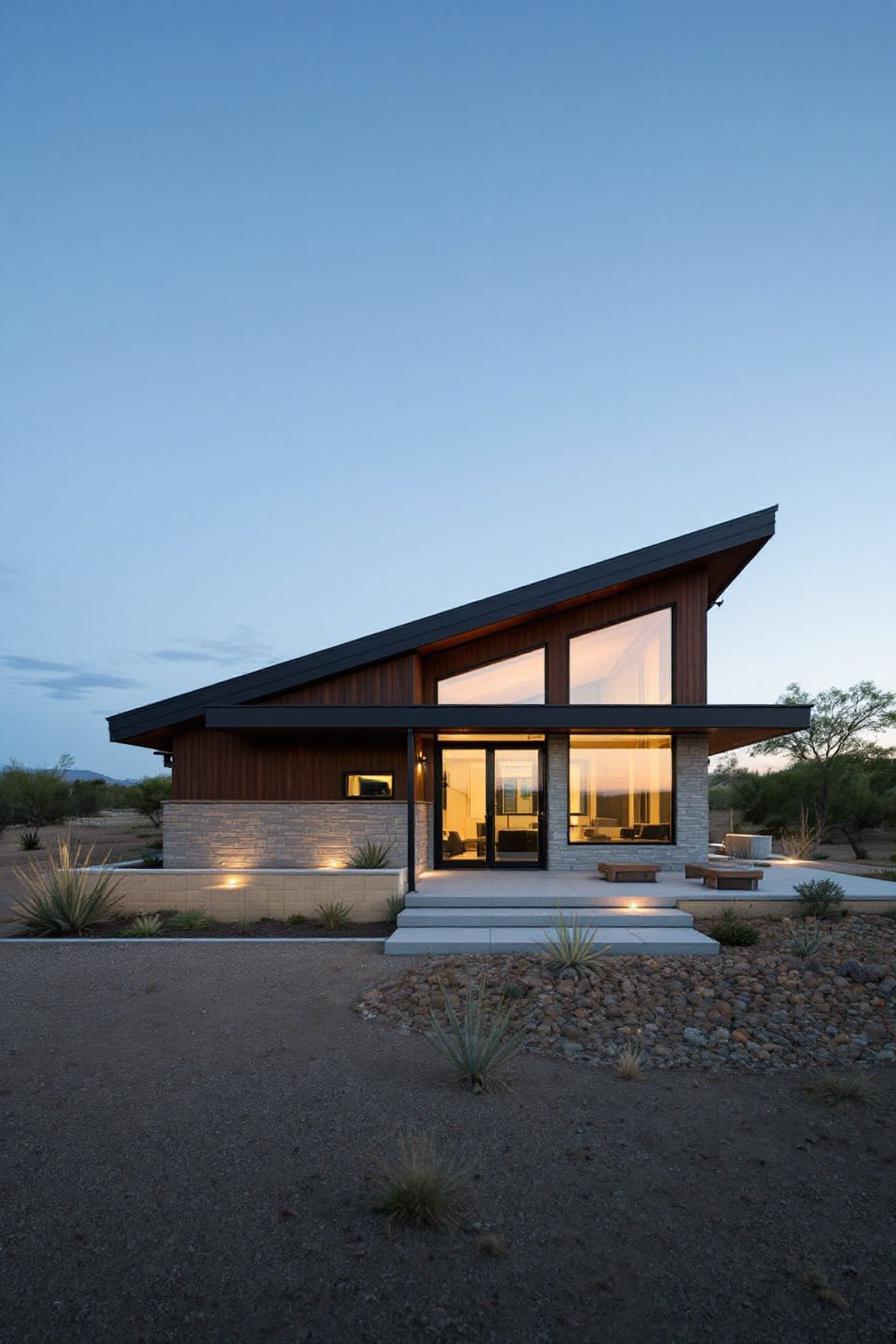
434,740 -> 547,870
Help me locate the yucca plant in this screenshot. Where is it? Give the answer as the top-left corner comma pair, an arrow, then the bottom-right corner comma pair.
386,893 -> 405,927
18,829 -> 42,851
167,908 -> 214,931
428,978 -> 524,1092
374,1131 -> 469,1228
127,912 -> 163,937
316,900 -> 354,930
788,919 -> 823,957
348,839 -> 393,869
540,912 -> 608,976
13,837 -> 121,936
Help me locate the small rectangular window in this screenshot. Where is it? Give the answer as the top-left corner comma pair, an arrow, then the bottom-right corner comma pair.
344,773 -> 394,799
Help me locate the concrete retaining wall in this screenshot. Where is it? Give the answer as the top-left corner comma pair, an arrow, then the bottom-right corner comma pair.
91,865 -> 408,922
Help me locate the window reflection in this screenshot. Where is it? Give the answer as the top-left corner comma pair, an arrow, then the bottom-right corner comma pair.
568,735 -> 672,844
437,648 -> 545,705
569,610 -> 671,704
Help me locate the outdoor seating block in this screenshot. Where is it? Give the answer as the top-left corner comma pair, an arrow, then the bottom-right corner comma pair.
598,862 -> 660,883
701,869 -> 764,891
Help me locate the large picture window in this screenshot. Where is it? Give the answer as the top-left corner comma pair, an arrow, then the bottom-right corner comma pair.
568,735 -> 672,844
569,609 -> 672,704
436,648 -> 545,705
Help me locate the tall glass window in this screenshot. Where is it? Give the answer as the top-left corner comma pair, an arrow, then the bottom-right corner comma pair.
569,609 -> 672,704
568,735 -> 672,844
436,648 -> 545,705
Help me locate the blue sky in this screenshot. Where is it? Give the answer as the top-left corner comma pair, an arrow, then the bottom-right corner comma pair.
2,1 -> 894,777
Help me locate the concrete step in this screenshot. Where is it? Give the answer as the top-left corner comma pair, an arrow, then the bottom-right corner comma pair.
397,906 -> 693,929
384,926 -> 719,957
405,891 -> 679,910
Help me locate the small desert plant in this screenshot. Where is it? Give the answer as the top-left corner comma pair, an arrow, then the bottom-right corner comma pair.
385,893 -> 405,927
316,900 -> 353,930
874,869 -> 896,884
428,978 -> 524,1093
348,839 -> 393,869
709,905 -> 759,947
13,837 -> 121,935
794,877 -> 845,919
18,829 -> 42,851
374,1131 -> 468,1228
286,911 -> 307,925
540,913 -> 608,976
787,919 -> 823,956
615,1044 -> 645,1080
779,806 -> 818,859
127,912 -> 163,937
167,908 -> 215,931
140,846 -> 163,868
803,1268 -> 847,1309
804,1072 -> 870,1105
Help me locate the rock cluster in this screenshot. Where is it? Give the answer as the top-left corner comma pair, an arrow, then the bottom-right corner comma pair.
358,915 -> 896,1071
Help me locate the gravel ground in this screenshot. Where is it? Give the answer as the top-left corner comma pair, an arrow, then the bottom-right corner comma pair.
2,942 -> 895,1344
360,915 -> 896,1072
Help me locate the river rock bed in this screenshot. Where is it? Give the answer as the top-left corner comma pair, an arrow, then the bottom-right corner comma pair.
358,914 -> 896,1071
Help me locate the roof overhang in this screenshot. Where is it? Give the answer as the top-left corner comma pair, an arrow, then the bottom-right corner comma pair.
108,507 -> 780,745
201,702 -> 809,754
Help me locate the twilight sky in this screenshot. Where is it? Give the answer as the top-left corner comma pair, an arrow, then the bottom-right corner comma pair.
2,1 -> 894,779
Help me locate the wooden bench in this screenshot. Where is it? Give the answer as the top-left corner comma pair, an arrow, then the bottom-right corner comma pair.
598,862 -> 660,883
685,862 -> 710,879
701,867 -> 764,891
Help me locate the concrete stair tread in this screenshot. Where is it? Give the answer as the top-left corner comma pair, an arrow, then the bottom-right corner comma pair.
398,906 -> 693,928
406,892 -> 680,909
385,926 -> 719,956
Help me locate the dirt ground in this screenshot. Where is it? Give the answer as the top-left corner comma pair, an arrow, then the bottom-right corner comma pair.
1,942 -> 894,1344
0,811 -> 151,924
709,811 -> 896,869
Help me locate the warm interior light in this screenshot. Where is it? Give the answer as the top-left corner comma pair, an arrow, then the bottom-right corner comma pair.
628,901 -> 638,910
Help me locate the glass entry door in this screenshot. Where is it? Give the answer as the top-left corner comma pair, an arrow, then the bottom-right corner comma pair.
438,745 -> 544,868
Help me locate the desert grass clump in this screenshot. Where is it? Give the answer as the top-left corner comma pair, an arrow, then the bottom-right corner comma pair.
286,911 -> 307,926
615,1044 -> 645,1081
348,839 -> 393,869
428,978 -> 523,1093
167,908 -> 215,932
803,1267 -> 847,1309
780,806 -> 818,859
788,919 -> 823,957
710,906 -> 759,947
804,1072 -> 870,1105
540,912 -> 608,976
374,1131 -> 468,1229
127,912 -> 163,937
385,893 -> 405,927
794,877 -> 845,919
18,829 -> 42,851
13,837 -> 121,936
316,900 -> 354,930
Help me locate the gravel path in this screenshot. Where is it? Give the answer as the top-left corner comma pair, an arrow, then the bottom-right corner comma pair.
2,942 -> 895,1343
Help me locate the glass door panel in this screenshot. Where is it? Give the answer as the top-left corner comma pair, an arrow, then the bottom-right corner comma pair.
493,748 -> 541,865
440,748 -> 487,863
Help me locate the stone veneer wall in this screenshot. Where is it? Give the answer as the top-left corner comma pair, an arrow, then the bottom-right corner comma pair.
546,733 -> 709,871
163,801 -> 433,871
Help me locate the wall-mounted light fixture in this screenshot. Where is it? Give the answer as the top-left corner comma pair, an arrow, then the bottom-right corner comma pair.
417,751 -> 427,767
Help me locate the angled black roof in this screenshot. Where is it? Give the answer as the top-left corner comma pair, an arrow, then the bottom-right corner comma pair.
109,505 -> 778,743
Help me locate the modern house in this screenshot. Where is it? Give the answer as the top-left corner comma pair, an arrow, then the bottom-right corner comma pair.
108,507 -> 809,890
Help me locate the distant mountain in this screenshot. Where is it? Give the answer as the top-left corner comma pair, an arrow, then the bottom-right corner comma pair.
63,769 -> 139,786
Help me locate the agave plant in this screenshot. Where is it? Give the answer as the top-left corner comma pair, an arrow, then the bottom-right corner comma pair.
539,912 -> 608,976
348,839 -> 393,869
428,978 -> 523,1092
127,911 -> 163,937
788,919 -> 823,957
13,837 -> 121,936
18,829 -> 42,851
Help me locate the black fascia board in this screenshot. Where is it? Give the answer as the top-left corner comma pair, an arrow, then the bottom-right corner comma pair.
203,702 -> 809,734
108,506 -> 778,741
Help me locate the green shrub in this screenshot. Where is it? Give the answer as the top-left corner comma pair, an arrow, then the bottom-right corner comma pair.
710,907 -> 759,946
374,1132 -> 468,1228
286,911 -> 307,925
140,846 -> 163,868
428,979 -> 523,1093
316,900 -> 353,930
386,893 -> 405,927
348,839 -> 393,869
18,829 -> 42,851
128,912 -> 163,937
794,877 -> 845,919
167,908 -> 215,931
788,920 -> 823,956
540,913 -> 608,976
13,838 -> 121,936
